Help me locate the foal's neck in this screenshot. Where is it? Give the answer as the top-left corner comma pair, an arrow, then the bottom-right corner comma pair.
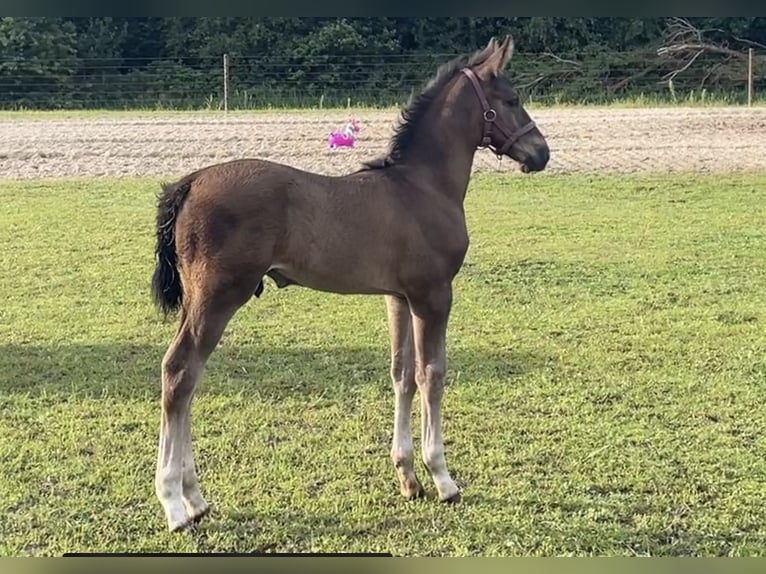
400,89 -> 479,205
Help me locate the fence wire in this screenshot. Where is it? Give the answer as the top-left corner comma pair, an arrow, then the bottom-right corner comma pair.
0,50 -> 764,110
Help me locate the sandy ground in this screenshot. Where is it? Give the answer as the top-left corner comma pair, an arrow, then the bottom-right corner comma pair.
1,107 -> 765,179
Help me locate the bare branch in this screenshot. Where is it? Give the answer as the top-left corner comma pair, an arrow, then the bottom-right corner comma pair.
513,51 -> 583,93
661,49 -> 704,81
700,61 -> 722,87
516,74 -> 547,91
652,17 -> 763,89
665,17 -> 702,44
540,51 -> 582,69
732,35 -> 766,51
607,66 -> 658,93
658,42 -> 746,60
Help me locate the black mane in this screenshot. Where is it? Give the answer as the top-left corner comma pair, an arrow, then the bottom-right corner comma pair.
360,47 -> 490,170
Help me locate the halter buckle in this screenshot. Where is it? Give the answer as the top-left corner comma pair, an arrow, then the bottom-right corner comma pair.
483,109 -> 497,122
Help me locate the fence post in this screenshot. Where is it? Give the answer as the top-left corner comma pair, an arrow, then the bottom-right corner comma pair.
223,53 -> 230,113
748,48 -> 753,107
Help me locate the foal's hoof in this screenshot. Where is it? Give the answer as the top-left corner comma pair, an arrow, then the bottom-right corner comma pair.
400,476 -> 426,500
402,482 -> 426,501
169,519 -> 194,533
190,504 -> 211,525
169,506 -> 211,533
441,491 -> 462,504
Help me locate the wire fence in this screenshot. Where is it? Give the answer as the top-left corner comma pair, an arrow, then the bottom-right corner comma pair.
0,50 -> 764,110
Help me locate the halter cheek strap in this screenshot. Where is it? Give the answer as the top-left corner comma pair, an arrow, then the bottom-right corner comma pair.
460,67 -> 537,159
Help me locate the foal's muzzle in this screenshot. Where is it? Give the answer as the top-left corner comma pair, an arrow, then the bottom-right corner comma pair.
521,146 -> 550,173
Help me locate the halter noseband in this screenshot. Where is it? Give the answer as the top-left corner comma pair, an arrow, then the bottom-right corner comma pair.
461,67 -> 536,160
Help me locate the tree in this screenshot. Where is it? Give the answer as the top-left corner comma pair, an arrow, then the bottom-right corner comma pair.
0,17 -> 79,107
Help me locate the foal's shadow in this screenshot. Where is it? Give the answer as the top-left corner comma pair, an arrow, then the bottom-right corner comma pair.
187,499 -> 453,553
0,341 -> 549,401
1,341 -> 552,548
186,508 -> 347,553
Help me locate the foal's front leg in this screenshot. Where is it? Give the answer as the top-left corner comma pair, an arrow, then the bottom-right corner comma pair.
385,295 -> 425,499
409,286 -> 461,502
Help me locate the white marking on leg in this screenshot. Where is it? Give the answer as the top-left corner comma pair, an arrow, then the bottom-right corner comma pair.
420,376 -> 459,500
180,407 -> 209,518
409,289 -> 461,502
155,412 -> 190,531
391,376 -> 420,496
386,295 -> 423,497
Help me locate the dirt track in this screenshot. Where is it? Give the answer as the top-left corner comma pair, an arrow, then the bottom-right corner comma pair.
1,107 -> 765,179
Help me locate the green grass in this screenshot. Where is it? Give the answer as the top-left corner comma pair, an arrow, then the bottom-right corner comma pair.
1,171 -> 765,556
2,95 -> 765,120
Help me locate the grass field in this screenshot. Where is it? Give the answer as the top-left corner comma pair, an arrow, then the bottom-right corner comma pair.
1,95 -> 765,120
1,171 -> 765,556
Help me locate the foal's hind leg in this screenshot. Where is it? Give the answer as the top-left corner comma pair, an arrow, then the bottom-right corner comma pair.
409,285 -> 461,503
385,295 -> 424,499
155,283 -> 251,532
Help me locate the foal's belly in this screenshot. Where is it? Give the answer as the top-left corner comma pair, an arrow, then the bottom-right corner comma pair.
265,264 -> 398,297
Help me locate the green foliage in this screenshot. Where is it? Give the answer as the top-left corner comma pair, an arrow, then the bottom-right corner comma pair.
1,172 -> 766,555
0,17 -> 79,107
0,17 -> 763,109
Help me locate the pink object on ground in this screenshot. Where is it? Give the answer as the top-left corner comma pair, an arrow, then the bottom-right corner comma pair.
328,117 -> 361,149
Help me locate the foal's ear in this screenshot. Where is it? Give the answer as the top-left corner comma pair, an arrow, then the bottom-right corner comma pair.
477,35 -> 514,80
474,37 -> 498,64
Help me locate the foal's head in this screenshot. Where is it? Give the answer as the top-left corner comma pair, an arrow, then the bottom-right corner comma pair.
461,36 -> 549,173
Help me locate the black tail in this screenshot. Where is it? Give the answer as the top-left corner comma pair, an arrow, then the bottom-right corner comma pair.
151,177 -> 194,316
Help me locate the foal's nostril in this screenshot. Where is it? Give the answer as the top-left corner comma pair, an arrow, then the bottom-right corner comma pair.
522,148 -> 549,173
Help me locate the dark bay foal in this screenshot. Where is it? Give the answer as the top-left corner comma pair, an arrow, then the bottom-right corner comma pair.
151,35 -> 549,531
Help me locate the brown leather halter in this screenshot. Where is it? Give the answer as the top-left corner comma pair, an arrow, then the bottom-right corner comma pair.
461,67 -> 537,160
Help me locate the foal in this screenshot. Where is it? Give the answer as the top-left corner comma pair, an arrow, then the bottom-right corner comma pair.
151,35 -> 549,532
